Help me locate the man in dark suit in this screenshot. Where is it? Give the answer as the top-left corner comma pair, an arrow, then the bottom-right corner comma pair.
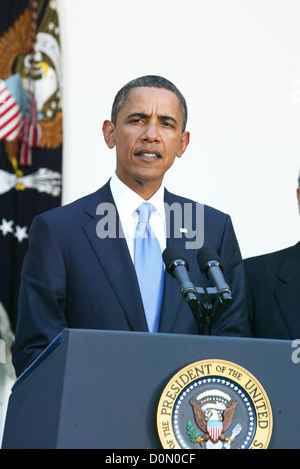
12,76 -> 249,377
244,173 -> 300,339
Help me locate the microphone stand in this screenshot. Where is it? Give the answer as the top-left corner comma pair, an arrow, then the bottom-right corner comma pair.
189,287 -> 224,335
198,294 -> 213,336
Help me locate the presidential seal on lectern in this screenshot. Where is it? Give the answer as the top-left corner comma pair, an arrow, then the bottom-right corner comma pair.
157,359 -> 273,449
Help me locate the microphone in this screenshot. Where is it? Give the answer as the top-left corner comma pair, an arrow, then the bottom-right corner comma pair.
196,246 -> 233,306
162,246 -> 199,310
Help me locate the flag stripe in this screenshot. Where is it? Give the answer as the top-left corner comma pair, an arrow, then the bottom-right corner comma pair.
0,109 -> 22,130
0,97 -> 17,116
0,83 -> 23,140
0,116 -> 23,140
0,107 -> 22,128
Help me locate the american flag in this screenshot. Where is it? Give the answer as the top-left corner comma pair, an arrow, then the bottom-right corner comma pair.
0,80 -> 23,141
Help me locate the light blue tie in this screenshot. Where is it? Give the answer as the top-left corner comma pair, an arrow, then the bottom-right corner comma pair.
134,203 -> 164,332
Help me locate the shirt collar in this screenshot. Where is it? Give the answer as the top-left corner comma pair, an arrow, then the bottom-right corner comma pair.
110,172 -> 165,221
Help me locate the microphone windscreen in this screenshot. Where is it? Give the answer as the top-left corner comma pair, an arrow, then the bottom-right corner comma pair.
196,246 -> 220,271
162,246 -> 189,273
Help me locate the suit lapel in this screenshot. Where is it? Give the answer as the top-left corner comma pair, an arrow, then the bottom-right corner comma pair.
82,182 -> 148,332
275,243 -> 300,337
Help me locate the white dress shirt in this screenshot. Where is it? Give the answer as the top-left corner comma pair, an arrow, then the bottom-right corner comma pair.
110,173 -> 166,262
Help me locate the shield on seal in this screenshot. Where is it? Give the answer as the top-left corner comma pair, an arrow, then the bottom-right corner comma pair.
207,421 -> 223,441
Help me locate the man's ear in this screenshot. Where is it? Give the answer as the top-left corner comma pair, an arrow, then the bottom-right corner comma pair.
102,120 -> 116,149
176,131 -> 190,159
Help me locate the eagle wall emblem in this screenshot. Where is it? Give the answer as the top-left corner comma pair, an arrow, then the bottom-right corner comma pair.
0,0 -> 62,194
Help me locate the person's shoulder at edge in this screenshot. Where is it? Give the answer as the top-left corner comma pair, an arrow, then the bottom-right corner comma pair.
244,242 -> 300,266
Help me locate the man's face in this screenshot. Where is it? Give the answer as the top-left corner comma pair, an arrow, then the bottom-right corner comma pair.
297,187 -> 300,213
103,87 -> 190,196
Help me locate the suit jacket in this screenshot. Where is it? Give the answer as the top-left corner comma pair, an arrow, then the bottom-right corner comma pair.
13,181 -> 249,376
244,242 -> 300,339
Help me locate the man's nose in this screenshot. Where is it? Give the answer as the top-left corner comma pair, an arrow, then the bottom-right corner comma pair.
141,121 -> 160,142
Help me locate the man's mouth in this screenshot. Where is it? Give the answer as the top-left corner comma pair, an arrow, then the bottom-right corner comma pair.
134,150 -> 162,161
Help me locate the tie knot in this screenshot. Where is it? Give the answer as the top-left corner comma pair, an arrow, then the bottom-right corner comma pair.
136,202 -> 152,224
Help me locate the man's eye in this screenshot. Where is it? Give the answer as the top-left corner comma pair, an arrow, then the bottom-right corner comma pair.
162,121 -> 173,128
131,118 -> 143,124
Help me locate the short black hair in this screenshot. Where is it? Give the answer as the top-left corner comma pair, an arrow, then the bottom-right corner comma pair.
111,75 -> 188,132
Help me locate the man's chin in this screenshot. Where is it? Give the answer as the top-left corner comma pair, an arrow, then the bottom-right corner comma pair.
133,173 -> 162,186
